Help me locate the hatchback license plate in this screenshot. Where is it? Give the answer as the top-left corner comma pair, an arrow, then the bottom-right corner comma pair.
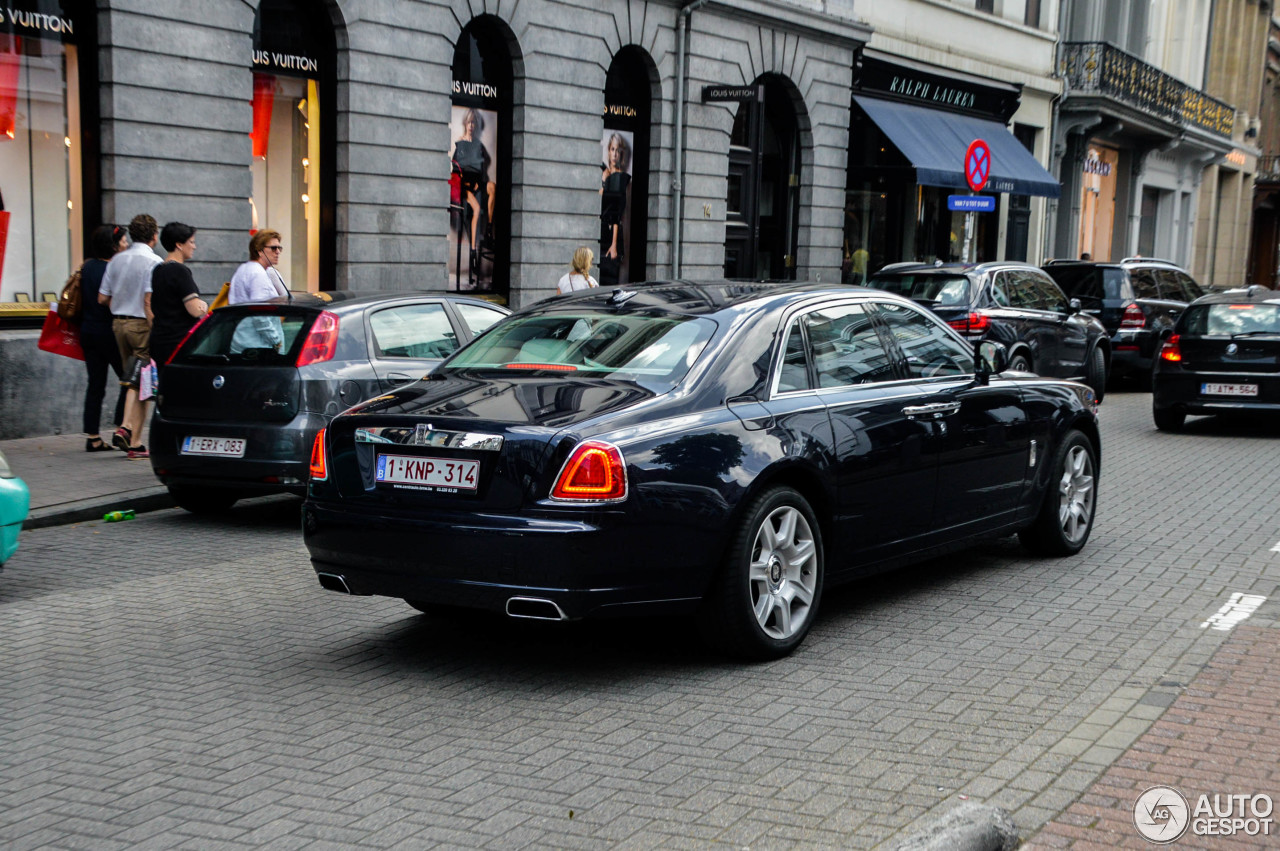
376,454 -> 479,490
182,436 -> 247,457
1201,382 -> 1258,397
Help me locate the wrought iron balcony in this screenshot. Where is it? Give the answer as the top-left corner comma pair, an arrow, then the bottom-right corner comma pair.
1060,41 -> 1234,138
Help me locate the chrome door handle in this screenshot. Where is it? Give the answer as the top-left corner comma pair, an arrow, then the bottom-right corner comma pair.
902,402 -> 961,419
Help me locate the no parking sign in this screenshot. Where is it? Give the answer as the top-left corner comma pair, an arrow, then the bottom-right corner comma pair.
965,139 -> 991,193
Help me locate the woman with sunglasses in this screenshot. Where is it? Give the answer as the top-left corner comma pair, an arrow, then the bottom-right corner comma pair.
227,230 -> 289,353
79,225 -> 130,451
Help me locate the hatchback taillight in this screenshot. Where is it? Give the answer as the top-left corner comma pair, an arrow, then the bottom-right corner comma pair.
309,428 -> 328,480
1160,334 -> 1182,362
1120,303 -> 1146,329
550,440 -> 627,502
297,311 -> 339,366
947,312 -> 990,334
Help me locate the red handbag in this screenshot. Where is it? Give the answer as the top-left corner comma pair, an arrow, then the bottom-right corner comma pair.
37,306 -> 85,361
449,159 -> 462,205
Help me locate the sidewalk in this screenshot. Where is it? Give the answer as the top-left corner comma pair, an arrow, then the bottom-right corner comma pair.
1,430 -> 172,529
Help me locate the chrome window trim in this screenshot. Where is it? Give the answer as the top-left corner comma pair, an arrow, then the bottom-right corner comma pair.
354,425 -> 504,452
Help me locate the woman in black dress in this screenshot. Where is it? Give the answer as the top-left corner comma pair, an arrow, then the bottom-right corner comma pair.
149,222 -> 207,368
80,225 -> 129,451
599,132 -> 632,286
450,108 -> 496,277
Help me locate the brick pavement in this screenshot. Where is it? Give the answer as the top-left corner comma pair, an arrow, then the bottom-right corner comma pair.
0,389 -> 1276,849
1028,622 -> 1280,849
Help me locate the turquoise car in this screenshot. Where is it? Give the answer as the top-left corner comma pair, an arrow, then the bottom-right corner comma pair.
0,450 -> 29,568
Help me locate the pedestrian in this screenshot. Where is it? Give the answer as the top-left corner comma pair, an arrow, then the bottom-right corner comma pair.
1080,252 -> 1092,261
98,214 -> 162,459
557,246 -> 599,294
79,224 -> 129,452
149,222 -> 207,368
228,230 -> 288,353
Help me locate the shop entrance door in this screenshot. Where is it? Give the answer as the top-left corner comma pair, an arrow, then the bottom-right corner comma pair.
723,78 -> 800,280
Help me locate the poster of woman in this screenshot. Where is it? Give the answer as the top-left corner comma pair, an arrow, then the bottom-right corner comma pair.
448,105 -> 499,290
599,129 -> 633,287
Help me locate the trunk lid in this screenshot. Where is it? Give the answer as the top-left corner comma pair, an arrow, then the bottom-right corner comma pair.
158,306 -> 320,423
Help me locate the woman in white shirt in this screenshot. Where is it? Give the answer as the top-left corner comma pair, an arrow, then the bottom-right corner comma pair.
557,246 -> 599,294
228,229 -> 288,352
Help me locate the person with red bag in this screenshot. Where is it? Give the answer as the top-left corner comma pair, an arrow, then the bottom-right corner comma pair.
79,225 -> 129,452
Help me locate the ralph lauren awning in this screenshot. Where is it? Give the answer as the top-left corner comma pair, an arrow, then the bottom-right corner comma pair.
854,96 -> 1061,198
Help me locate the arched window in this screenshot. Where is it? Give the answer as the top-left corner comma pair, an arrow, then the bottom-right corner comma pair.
724,75 -> 802,281
448,18 -> 513,297
599,47 -> 653,286
251,0 -> 336,292
0,0 -> 96,302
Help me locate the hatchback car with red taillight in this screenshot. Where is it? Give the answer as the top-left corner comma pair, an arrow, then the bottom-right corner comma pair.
1044,258 -> 1204,381
149,292 -> 508,513
1152,286 -> 1280,431
869,262 -> 1110,400
303,281 -> 1102,660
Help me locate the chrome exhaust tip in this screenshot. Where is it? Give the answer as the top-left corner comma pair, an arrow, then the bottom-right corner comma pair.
317,572 -> 352,594
506,596 -> 568,621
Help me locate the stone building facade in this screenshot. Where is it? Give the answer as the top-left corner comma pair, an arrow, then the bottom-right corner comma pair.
0,0 -> 872,309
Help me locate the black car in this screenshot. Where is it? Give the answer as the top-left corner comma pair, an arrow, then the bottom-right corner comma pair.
1152,285 -> 1280,431
303,282 -> 1101,659
868,262 -> 1110,400
151,292 -> 509,512
1044,258 -> 1205,379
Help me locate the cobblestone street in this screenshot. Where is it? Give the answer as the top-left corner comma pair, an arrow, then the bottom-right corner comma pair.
2,389 -> 1277,849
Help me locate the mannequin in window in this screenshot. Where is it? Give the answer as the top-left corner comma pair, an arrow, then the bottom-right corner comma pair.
599,132 -> 632,287
451,108 -> 496,278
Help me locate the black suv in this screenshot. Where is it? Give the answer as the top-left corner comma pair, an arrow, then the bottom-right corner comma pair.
868,262 -> 1110,399
1152,285 -> 1280,431
1043,258 -> 1205,379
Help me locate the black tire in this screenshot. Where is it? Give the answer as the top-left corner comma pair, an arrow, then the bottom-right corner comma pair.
700,487 -> 824,660
1153,408 -> 1185,432
167,484 -> 239,514
1085,346 -> 1107,402
1007,351 -> 1033,373
1019,429 -> 1098,556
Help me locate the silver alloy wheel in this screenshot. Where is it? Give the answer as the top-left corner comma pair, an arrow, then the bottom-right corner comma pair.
1057,445 -> 1095,545
748,505 -> 818,640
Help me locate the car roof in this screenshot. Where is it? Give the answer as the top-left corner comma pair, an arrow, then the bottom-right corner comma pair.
213,291 -> 509,316
521,280 -> 912,318
1188,285 -> 1280,306
1043,258 -> 1186,271
869,261 -> 1042,276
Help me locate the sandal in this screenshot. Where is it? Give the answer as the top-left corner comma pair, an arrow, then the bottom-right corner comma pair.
86,437 -> 113,452
111,426 -> 132,452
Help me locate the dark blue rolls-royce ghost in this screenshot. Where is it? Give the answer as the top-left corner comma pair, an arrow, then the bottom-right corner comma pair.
303,282 -> 1101,659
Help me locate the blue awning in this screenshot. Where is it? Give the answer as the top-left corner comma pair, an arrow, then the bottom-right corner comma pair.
854,96 -> 1061,198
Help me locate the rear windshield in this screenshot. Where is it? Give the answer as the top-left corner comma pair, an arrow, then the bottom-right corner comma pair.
441,311 -> 718,392
869,274 -> 970,307
1043,266 -> 1128,303
172,309 -> 315,365
1182,303 -> 1280,336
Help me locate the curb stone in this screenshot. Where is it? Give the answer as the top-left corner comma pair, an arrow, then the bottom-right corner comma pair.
894,802 -> 1020,851
21,486 -> 174,530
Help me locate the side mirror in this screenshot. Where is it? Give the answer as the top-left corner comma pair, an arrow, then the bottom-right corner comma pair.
975,340 -> 1008,384
1069,297 -> 1083,313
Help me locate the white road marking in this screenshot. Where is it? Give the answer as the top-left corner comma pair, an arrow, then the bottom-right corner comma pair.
1270,540 -> 1280,553
1200,593 -> 1267,631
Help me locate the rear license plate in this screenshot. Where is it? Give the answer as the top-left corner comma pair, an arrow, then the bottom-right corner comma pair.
376,454 -> 479,491
182,436 -> 246,457
1201,383 -> 1258,397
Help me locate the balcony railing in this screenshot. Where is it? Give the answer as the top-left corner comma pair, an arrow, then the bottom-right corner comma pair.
1258,155 -> 1280,182
1060,41 -> 1234,139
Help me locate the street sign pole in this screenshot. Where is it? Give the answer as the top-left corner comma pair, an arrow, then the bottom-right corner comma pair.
963,212 -> 974,263
961,138 -> 991,265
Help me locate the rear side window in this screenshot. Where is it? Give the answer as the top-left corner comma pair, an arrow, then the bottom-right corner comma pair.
455,302 -> 506,337
1130,268 -> 1160,299
1161,270 -> 1203,303
804,303 -> 894,387
776,321 -> 812,392
173,309 -> 313,365
369,303 -> 458,359
1182,303 -> 1280,336
869,274 -> 970,307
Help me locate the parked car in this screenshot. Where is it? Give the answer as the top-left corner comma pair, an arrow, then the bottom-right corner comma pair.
151,292 -> 510,513
868,262 -> 1111,400
1044,257 -> 1205,380
303,281 -> 1101,660
0,449 -> 30,569
1152,285 -> 1280,431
